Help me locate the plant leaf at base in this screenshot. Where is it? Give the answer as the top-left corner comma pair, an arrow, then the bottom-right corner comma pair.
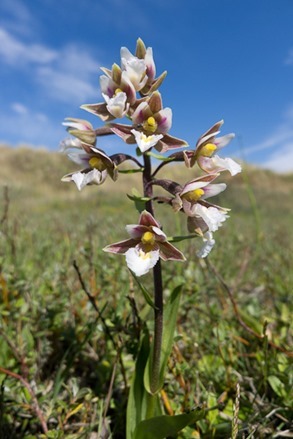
134,407 -> 206,439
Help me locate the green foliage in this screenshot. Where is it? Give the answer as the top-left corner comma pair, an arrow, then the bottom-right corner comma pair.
0,148 -> 292,437
144,284 -> 183,395
134,407 -> 206,439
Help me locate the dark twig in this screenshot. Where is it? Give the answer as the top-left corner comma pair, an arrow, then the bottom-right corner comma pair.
103,357 -> 118,420
72,260 -> 128,388
0,366 -> 48,434
206,259 -> 293,357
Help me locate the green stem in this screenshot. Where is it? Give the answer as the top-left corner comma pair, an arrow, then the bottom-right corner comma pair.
143,153 -> 164,395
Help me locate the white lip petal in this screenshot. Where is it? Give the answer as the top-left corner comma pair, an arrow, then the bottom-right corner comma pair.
213,155 -> 242,176
194,204 -> 229,232
197,232 -> 216,258
199,155 -> 241,176
131,129 -> 163,153
125,247 -> 159,276
104,91 -> 128,118
71,169 -> 106,191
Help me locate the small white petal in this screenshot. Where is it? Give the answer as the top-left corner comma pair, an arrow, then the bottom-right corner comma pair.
145,47 -> 156,80
103,91 -> 129,118
197,232 -> 215,258
199,155 -> 241,176
67,151 -> 90,165
125,247 -> 159,276
131,129 -> 163,153
59,138 -> 82,152
100,75 -> 116,96
213,155 -> 242,176
71,169 -> 106,191
193,204 -> 229,232
151,226 -> 167,239
122,58 -> 147,90
214,133 -> 235,149
120,47 -> 134,65
202,183 -> 227,199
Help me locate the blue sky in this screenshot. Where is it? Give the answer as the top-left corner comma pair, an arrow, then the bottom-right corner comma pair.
0,0 -> 293,172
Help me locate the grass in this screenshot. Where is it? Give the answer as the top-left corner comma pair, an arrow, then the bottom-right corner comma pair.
0,145 -> 292,438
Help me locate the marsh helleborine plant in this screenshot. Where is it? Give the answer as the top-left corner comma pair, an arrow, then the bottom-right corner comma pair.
61,38 -> 241,437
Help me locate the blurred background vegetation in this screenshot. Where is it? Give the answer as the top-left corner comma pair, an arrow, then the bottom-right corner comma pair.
0,145 -> 292,438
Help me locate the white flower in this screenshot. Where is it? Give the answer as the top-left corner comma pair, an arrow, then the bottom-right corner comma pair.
131,129 -> 163,153
125,247 -> 160,276
198,155 -> 242,176
120,47 -> 148,91
193,204 -> 229,232
70,169 -> 107,191
197,232 -> 215,258
102,91 -> 129,119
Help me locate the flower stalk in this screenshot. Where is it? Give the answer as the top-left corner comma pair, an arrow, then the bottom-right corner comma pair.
142,152 -> 164,394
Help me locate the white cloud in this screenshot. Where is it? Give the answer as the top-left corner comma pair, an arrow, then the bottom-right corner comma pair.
37,67 -> 97,104
261,142 -> 293,173
35,45 -> 100,103
0,27 -> 100,104
11,102 -> 28,115
285,48 -> 293,65
0,0 -> 35,36
243,106 -> 293,173
0,105 -> 63,149
0,28 -> 58,65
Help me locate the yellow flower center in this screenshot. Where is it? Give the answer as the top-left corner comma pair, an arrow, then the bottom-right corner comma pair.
89,157 -> 107,171
199,143 -> 217,157
141,231 -> 156,245
141,231 -> 156,252
143,116 -> 158,133
182,188 -> 205,202
114,88 -> 123,95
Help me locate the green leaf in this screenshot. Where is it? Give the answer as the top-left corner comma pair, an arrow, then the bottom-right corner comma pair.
134,407 -> 206,439
267,375 -> 286,398
127,332 -> 150,439
167,234 -> 199,243
144,284 -> 183,394
127,189 -> 151,213
130,271 -> 156,309
145,151 -> 174,162
118,168 -> 144,174
127,331 -> 162,438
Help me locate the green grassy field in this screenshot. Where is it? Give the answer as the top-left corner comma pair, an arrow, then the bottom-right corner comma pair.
0,145 -> 292,438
